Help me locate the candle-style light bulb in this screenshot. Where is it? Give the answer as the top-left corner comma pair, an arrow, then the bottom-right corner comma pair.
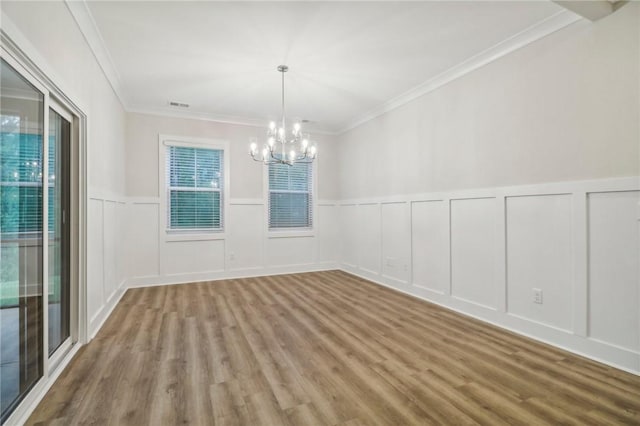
289,150 -> 296,161
250,142 -> 257,153
262,148 -> 269,160
268,137 -> 275,148
310,145 -> 317,157
293,122 -> 301,135
269,121 -> 276,130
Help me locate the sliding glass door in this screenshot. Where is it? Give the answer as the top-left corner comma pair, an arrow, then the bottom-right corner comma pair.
47,107 -> 71,357
0,58 -> 45,422
0,56 -> 75,423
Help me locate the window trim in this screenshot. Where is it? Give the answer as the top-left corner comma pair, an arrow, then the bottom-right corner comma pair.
158,134 -> 229,242
264,159 -> 317,238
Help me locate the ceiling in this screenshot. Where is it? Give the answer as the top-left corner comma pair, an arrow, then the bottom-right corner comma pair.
79,1 -> 579,133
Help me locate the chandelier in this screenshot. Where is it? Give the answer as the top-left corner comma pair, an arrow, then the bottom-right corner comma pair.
249,65 -> 317,166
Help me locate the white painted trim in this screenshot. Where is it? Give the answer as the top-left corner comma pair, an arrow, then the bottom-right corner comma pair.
339,176 -> 640,206
262,152 -> 318,236
336,10 -> 582,134
506,312 -> 574,334
88,278 -> 127,338
451,295 -> 498,312
267,230 -> 316,239
88,187 -> 127,203
61,1 -> 583,136
128,197 -> 161,205
64,0 -> 128,109
125,262 -> 339,288
127,107 -> 338,136
158,134 -> 230,241
229,198 -> 264,206
572,191 -> 589,337
165,232 -> 226,242
317,200 -> 340,207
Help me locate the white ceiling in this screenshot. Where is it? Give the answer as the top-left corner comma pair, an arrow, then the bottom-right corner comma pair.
80,1 -> 577,133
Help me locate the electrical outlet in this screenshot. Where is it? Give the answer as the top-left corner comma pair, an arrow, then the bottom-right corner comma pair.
533,288 -> 543,304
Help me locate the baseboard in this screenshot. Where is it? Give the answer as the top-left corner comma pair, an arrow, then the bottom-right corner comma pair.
88,279 -> 127,339
125,262 -> 340,289
339,266 -> 640,376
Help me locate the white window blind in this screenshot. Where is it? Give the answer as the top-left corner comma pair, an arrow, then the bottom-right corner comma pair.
166,145 -> 223,231
0,126 -> 52,236
268,161 -> 312,229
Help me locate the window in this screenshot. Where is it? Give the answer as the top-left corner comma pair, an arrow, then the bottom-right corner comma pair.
0,124 -> 49,236
165,145 -> 224,231
268,161 -> 313,229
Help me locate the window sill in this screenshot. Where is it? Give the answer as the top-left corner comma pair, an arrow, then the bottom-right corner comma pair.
267,229 -> 315,239
164,231 -> 226,242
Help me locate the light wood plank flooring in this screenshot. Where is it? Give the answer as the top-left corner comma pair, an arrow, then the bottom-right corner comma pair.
28,271 -> 640,425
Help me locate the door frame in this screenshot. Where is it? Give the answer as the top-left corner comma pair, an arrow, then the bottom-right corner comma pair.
1,29 -> 88,426
47,98 -> 76,372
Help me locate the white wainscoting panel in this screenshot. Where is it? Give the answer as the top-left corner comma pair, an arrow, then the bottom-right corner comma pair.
227,204 -> 263,270
588,190 -> 640,352
358,204 -> 381,275
116,200 -> 126,287
450,197 -> 498,309
124,202 -> 160,279
102,201 -> 118,299
338,177 -> 640,374
123,197 -> 338,287
163,239 -> 226,276
87,193 -> 128,338
340,205 -> 359,268
317,204 -> 340,264
411,200 -> 447,294
506,194 -> 573,331
381,202 -> 411,284
266,236 -> 315,267
87,198 -> 105,323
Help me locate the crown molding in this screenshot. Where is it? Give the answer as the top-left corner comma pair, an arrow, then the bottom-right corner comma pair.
65,1 -> 580,138
127,106 -> 338,136
64,0 -> 338,135
336,9 -> 582,135
65,0 -> 129,110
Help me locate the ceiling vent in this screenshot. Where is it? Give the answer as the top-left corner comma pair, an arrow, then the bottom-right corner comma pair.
168,101 -> 189,108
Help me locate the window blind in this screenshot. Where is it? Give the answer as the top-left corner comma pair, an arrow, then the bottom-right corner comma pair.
0,130 -> 47,235
268,161 -> 312,229
166,146 -> 223,230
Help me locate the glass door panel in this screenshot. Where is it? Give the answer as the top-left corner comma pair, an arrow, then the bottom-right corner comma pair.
47,108 -> 70,355
0,58 -> 45,422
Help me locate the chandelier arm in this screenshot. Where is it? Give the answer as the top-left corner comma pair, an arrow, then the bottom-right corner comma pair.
249,65 -> 315,167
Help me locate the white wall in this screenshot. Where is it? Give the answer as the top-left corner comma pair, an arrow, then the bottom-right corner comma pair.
2,0 -> 128,337
123,112 -> 340,286
337,4 -> 639,199
336,4 -> 640,373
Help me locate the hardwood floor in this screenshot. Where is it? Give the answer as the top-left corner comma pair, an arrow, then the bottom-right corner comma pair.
27,271 -> 640,425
